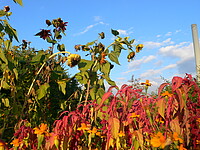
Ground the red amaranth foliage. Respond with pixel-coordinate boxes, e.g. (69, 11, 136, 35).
(12, 124, 37, 150)
(10, 74, 200, 149)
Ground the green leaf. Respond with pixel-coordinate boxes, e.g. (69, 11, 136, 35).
(90, 85, 99, 100)
(100, 61, 110, 75)
(4, 22, 19, 42)
(1, 80, 10, 89)
(113, 44, 122, 56)
(108, 51, 120, 65)
(97, 78, 105, 87)
(57, 44, 65, 52)
(2, 98, 10, 107)
(37, 134, 44, 149)
(134, 140, 140, 150)
(46, 37, 57, 44)
(75, 71, 89, 84)
(78, 59, 94, 71)
(85, 40, 96, 46)
(36, 83, 50, 100)
(31, 51, 46, 63)
(13, 0, 23, 6)
(57, 80, 66, 95)
(54, 30, 60, 38)
(92, 61, 100, 72)
(0, 51, 8, 64)
(4, 40, 12, 50)
(103, 74, 116, 86)
(129, 39, 135, 44)
(13, 68, 18, 80)
(0, 10, 7, 17)
(0, 23, 4, 31)
(111, 29, 119, 36)
(96, 88, 105, 103)
(121, 39, 132, 47)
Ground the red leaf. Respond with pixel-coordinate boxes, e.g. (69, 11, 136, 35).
(176, 89, 185, 111)
(95, 91, 113, 111)
(172, 76, 183, 91)
(158, 83, 170, 96)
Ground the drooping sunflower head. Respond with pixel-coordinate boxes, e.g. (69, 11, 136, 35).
(67, 54, 81, 67)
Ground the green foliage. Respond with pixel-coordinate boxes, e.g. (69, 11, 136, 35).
(74, 30, 143, 105)
(0, 9, 80, 141)
(0, 0, 145, 146)
(13, 0, 23, 6)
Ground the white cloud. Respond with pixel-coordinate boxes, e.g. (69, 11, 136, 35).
(165, 32, 172, 36)
(159, 42, 194, 60)
(154, 60, 163, 66)
(140, 69, 161, 78)
(163, 38, 174, 44)
(74, 22, 107, 36)
(128, 55, 156, 70)
(140, 64, 177, 78)
(144, 38, 174, 49)
(117, 27, 134, 36)
(118, 29, 129, 36)
(175, 30, 181, 33)
(143, 41, 162, 49)
(162, 64, 177, 70)
(94, 16, 102, 22)
(81, 24, 97, 34)
(143, 55, 157, 63)
(156, 35, 161, 38)
(117, 77, 126, 80)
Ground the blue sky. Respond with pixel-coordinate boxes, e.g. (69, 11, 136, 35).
(1, 0, 200, 92)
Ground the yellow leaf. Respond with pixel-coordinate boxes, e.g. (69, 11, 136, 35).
(170, 118, 181, 135)
(157, 98, 166, 119)
(108, 117, 120, 139)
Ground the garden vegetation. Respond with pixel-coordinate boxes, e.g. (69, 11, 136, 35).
(0, 1, 200, 150)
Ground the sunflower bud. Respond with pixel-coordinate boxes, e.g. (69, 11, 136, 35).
(99, 32, 105, 39)
(4, 6, 10, 12)
(67, 54, 81, 67)
(46, 20, 52, 26)
(136, 44, 144, 53)
(127, 51, 135, 62)
(98, 43, 105, 52)
(74, 45, 81, 51)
